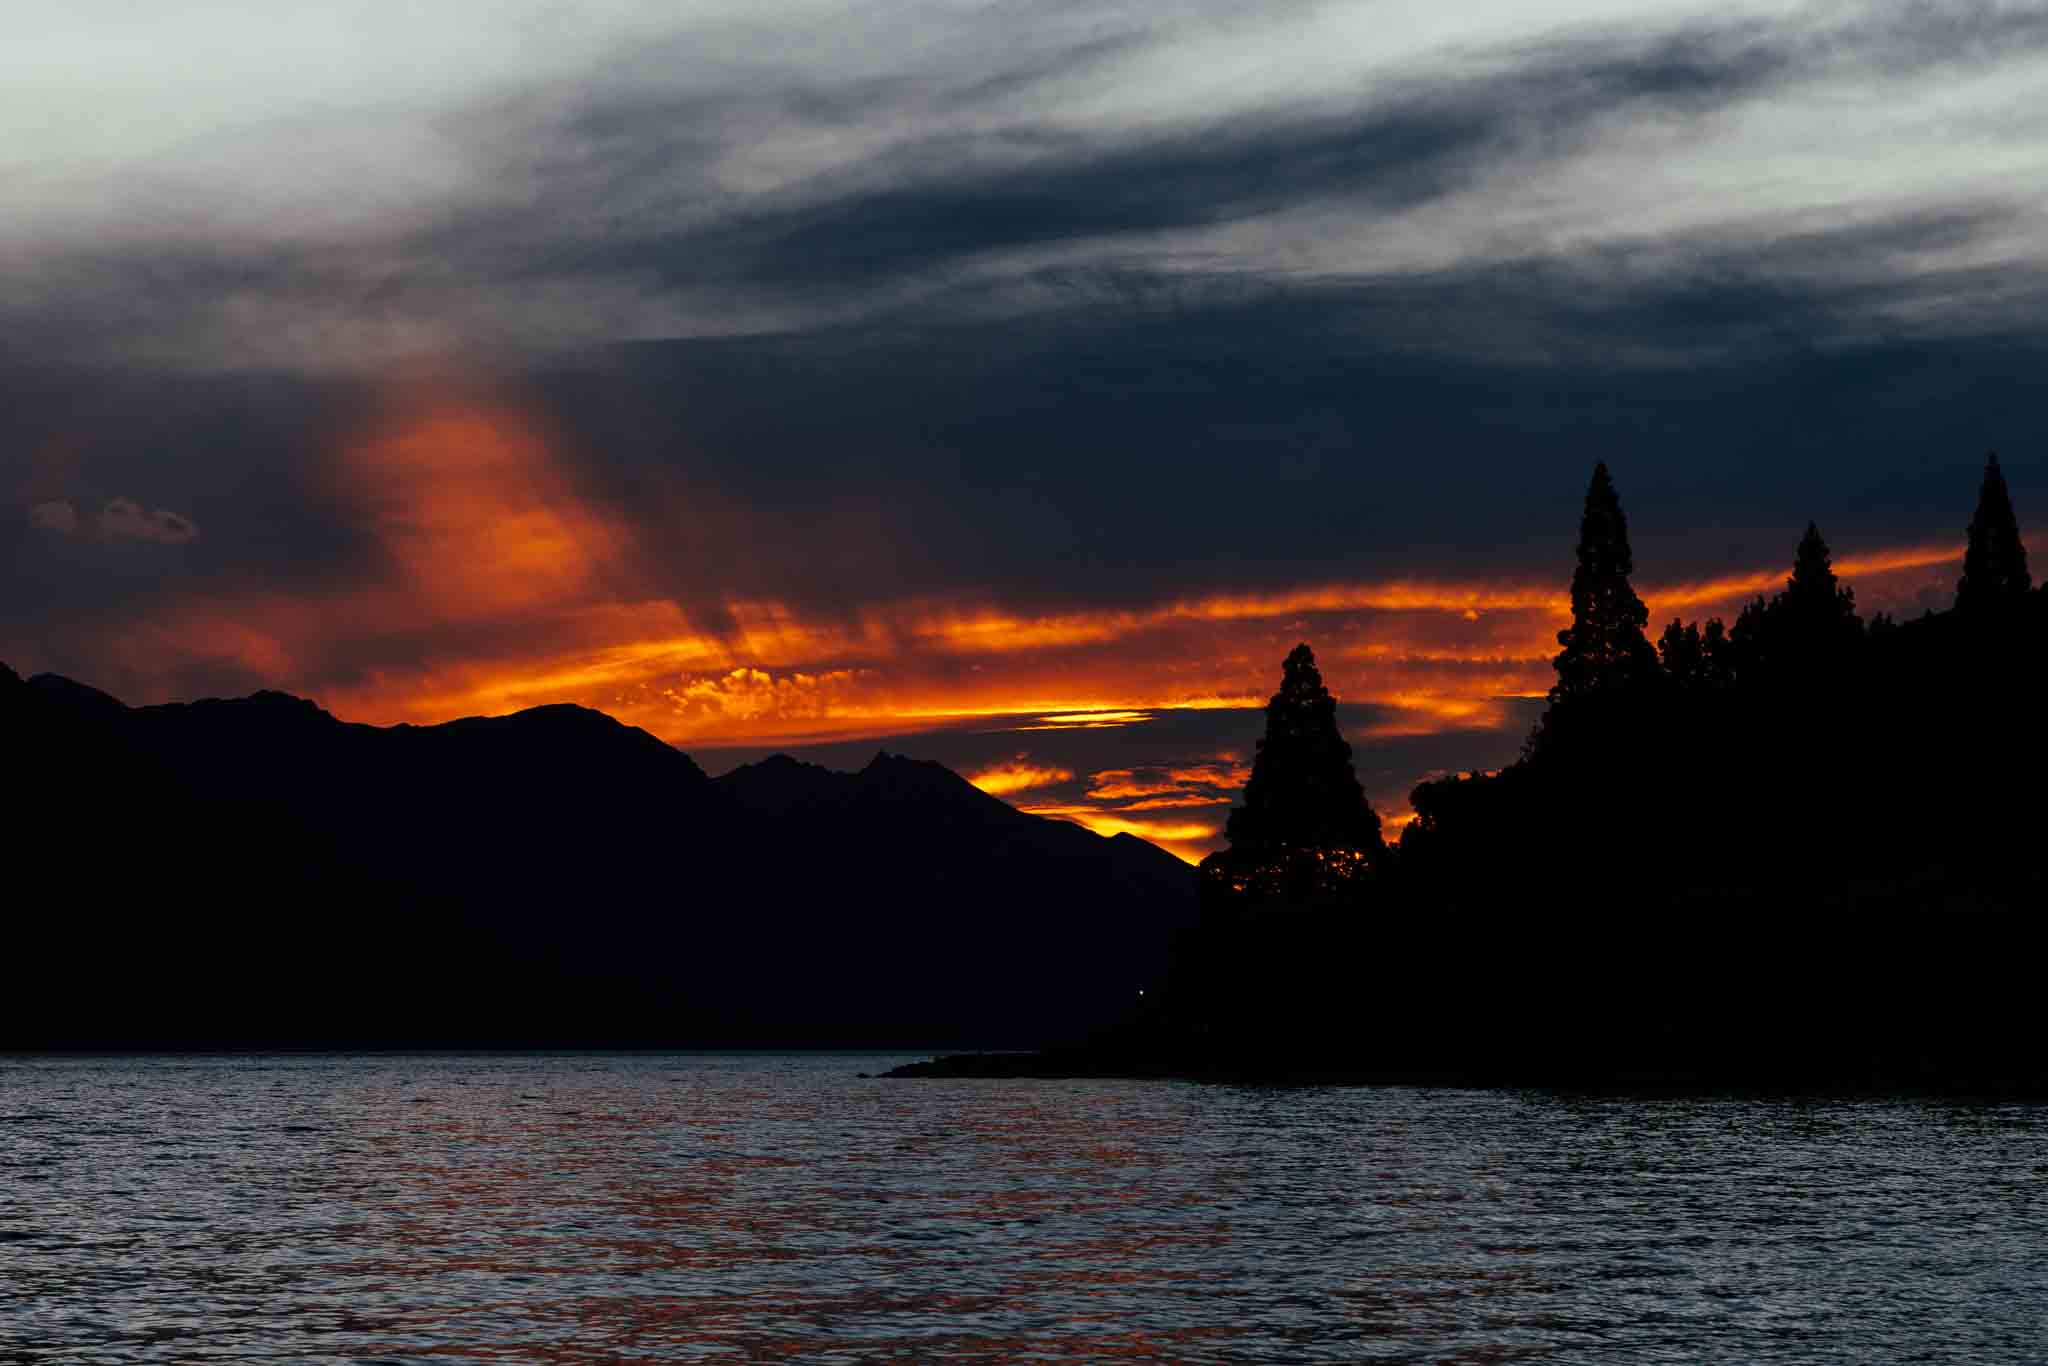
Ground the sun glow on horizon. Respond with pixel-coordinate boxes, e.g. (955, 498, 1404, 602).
(1015, 803, 1224, 865)
(34, 379, 2005, 865)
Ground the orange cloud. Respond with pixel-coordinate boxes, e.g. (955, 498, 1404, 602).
(1054, 761, 1251, 861)
(1169, 762, 1253, 787)
(336, 395, 619, 620)
(1084, 770, 1178, 801)
(1015, 803, 1223, 865)
(1645, 543, 1963, 614)
(1113, 794, 1230, 812)
(29, 381, 2003, 869)
(82, 520, 1980, 778)
(967, 759, 1075, 796)
(1085, 763, 1250, 802)
(92, 527, 1977, 763)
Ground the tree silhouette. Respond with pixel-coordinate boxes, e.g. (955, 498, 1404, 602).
(1776, 521, 1863, 656)
(1550, 463, 1658, 701)
(1655, 616, 1738, 689)
(1718, 524, 1862, 681)
(1699, 617, 1735, 685)
(1957, 453, 2031, 611)
(1658, 618, 1706, 686)
(1177, 458, 2048, 1089)
(1203, 643, 1382, 902)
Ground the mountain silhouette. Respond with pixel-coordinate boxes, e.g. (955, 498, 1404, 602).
(3, 667, 1193, 1049)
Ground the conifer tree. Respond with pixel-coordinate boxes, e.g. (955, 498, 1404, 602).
(1207, 643, 1382, 899)
(1723, 525, 1861, 677)
(1776, 521, 1862, 652)
(1550, 463, 1658, 701)
(1700, 618, 1735, 685)
(1957, 453, 2031, 611)
(1658, 618, 1706, 686)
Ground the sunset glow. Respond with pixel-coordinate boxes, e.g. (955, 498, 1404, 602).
(967, 761, 1077, 797)
(1013, 804, 1225, 865)
(11, 383, 2015, 865)
(14, 7, 2048, 1353)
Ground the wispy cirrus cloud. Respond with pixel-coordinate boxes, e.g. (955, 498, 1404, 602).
(11, 2, 2048, 367)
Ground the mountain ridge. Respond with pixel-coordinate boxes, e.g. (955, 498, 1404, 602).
(3, 665, 1194, 1049)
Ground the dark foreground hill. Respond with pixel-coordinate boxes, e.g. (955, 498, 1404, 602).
(1, 665, 1194, 1049)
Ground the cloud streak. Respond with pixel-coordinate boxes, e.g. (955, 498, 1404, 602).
(7, 374, 1992, 760)
(12, 2, 2048, 367)
(27, 496, 198, 544)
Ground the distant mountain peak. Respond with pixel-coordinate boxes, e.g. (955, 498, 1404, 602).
(434, 702, 708, 781)
(135, 688, 340, 732)
(753, 752, 829, 772)
(4, 665, 1197, 1048)
(27, 672, 127, 714)
(860, 749, 973, 785)
(244, 689, 329, 713)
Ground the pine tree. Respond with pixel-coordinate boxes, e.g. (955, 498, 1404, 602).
(1727, 594, 1770, 675)
(1957, 453, 2031, 611)
(1550, 463, 1659, 701)
(1775, 521, 1862, 653)
(1700, 617, 1735, 686)
(1658, 618, 1706, 686)
(1207, 643, 1382, 900)
(1721, 525, 1862, 679)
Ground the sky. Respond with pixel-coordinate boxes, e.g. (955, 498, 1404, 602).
(6, 0, 2046, 861)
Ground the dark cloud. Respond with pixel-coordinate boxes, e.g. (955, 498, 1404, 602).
(18, 3, 2048, 369)
(99, 499, 199, 545)
(7, 265, 2044, 649)
(29, 501, 78, 534)
(420, 2, 2048, 320)
(419, 18, 1819, 305)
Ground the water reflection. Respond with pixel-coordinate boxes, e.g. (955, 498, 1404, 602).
(2, 1056, 2046, 1362)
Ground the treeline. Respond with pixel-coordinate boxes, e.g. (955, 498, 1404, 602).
(1400, 454, 2042, 915)
(1199, 454, 2043, 914)
(1164, 457, 2046, 1087)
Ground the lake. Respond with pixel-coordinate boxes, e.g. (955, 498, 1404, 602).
(3, 1054, 2045, 1362)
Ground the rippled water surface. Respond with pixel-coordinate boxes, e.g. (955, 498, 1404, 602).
(5, 1055, 2047, 1363)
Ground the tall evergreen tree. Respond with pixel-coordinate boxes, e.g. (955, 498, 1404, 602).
(1206, 643, 1382, 900)
(1776, 521, 1862, 651)
(1551, 463, 1658, 701)
(1957, 452, 2031, 610)
(1722, 524, 1861, 679)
